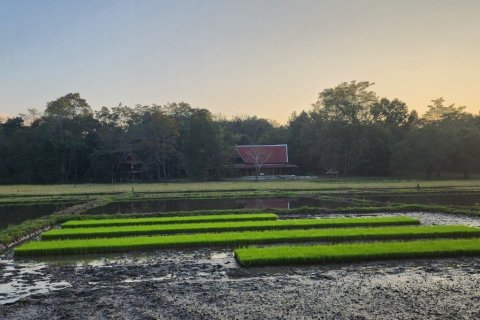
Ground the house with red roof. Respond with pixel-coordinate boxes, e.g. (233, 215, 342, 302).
(228, 144, 297, 177)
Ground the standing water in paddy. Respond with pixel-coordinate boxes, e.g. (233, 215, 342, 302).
(0, 203, 74, 230)
(85, 197, 347, 214)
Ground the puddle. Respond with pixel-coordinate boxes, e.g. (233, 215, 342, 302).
(0, 258, 71, 305)
(211, 253, 228, 260)
(123, 274, 174, 283)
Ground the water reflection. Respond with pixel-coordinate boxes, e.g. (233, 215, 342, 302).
(0, 203, 74, 230)
(86, 197, 344, 214)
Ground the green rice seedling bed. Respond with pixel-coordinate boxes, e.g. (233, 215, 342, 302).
(234, 238, 480, 266)
(42, 216, 420, 240)
(15, 225, 480, 256)
(61, 213, 278, 228)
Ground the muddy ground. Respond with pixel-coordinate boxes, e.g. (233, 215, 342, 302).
(1, 212, 480, 319)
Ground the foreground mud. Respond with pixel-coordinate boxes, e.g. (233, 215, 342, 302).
(2, 212, 480, 319)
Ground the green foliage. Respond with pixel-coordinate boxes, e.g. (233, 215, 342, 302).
(61, 213, 278, 228)
(371, 98, 409, 126)
(0, 213, 116, 245)
(235, 238, 480, 266)
(2, 83, 480, 182)
(392, 115, 480, 178)
(44, 93, 92, 119)
(423, 98, 468, 122)
(41, 216, 420, 240)
(0, 216, 57, 245)
(313, 81, 377, 124)
(15, 225, 480, 256)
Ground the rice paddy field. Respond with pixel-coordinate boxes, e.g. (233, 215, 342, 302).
(235, 238, 480, 266)
(39, 216, 420, 240)
(60, 213, 278, 228)
(3, 180, 480, 319)
(13, 224, 480, 256)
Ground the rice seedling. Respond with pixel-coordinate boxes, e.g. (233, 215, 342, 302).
(42, 216, 420, 240)
(234, 238, 480, 266)
(61, 213, 278, 228)
(15, 225, 480, 256)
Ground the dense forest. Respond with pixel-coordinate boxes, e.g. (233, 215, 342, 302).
(1, 81, 479, 183)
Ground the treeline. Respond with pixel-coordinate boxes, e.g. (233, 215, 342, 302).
(1, 81, 479, 183)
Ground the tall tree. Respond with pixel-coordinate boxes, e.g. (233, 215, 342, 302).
(371, 98, 409, 126)
(313, 81, 378, 124)
(423, 98, 467, 122)
(133, 107, 179, 181)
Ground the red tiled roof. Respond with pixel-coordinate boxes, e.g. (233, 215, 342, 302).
(235, 145, 289, 164)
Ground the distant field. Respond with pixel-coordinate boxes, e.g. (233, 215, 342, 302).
(2, 179, 480, 196)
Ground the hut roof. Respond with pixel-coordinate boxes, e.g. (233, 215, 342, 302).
(119, 153, 143, 165)
(235, 144, 289, 164)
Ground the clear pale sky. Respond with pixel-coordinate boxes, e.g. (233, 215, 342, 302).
(1, 0, 479, 123)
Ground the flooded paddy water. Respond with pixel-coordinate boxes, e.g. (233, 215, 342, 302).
(84, 192, 480, 216)
(2, 211, 480, 319)
(2, 192, 478, 231)
(0, 203, 73, 230)
(0, 197, 347, 232)
(84, 196, 350, 214)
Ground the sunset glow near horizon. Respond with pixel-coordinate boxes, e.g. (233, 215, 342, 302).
(1, 0, 479, 123)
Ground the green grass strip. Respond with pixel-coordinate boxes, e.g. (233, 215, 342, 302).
(234, 238, 480, 267)
(42, 216, 420, 240)
(15, 225, 480, 256)
(61, 213, 278, 228)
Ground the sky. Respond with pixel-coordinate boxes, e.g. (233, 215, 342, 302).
(1, 0, 479, 123)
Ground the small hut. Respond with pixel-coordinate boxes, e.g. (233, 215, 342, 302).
(118, 153, 144, 181)
(326, 169, 339, 179)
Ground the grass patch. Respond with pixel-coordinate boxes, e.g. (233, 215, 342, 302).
(15, 225, 480, 256)
(3, 179, 480, 197)
(42, 216, 420, 240)
(61, 213, 278, 228)
(234, 238, 480, 266)
(0, 216, 57, 246)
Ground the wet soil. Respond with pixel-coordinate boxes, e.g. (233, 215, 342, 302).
(1, 212, 480, 319)
(354, 192, 480, 207)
